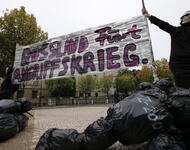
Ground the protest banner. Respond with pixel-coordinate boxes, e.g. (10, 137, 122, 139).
(12, 15, 153, 84)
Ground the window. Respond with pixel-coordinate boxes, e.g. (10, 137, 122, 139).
(79, 93, 83, 97)
(32, 91, 38, 98)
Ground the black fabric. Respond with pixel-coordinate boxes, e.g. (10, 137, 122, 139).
(0, 113, 19, 141)
(183, 131, 190, 150)
(106, 88, 173, 145)
(149, 16, 190, 88)
(0, 67, 19, 100)
(169, 63, 190, 88)
(35, 128, 83, 150)
(83, 118, 116, 150)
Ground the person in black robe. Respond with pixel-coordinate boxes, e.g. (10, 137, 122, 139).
(142, 8, 190, 89)
(0, 66, 19, 100)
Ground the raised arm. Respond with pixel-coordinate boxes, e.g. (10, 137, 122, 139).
(142, 8, 176, 34)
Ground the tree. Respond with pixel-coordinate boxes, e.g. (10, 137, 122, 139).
(0, 6, 48, 77)
(45, 78, 76, 97)
(115, 74, 138, 97)
(137, 66, 154, 83)
(98, 74, 114, 100)
(77, 75, 96, 102)
(137, 58, 174, 85)
(155, 58, 174, 80)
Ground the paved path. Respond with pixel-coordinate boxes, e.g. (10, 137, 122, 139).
(0, 105, 145, 150)
(32, 105, 110, 149)
(0, 105, 113, 150)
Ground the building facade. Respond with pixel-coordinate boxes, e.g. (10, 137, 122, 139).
(14, 74, 115, 106)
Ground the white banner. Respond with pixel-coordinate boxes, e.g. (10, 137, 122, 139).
(12, 15, 153, 84)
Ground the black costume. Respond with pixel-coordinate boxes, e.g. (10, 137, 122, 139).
(149, 16, 190, 88)
(0, 67, 19, 100)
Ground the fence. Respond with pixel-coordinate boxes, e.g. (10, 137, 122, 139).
(32, 96, 115, 107)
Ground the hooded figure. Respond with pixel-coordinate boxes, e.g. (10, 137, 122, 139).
(180, 10, 190, 25)
(142, 9, 190, 88)
(0, 66, 19, 100)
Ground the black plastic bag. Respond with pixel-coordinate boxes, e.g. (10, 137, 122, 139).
(163, 87, 190, 150)
(138, 82, 153, 90)
(35, 128, 83, 150)
(16, 97, 32, 113)
(0, 113, 19, 141)
(140, 86, 168, 101)
(83, 117, 116, 150)
(106, 88, 173, 145)
(166, 87, 190, 130)
(113, 91, 128, 103)
(155, 78, 174, 93)
(0, 99, 21, 113)
(14, 114, 29, 131)
(146, 133, 187, 150)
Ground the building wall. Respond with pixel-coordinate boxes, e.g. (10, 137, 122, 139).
(15, 80, 49, 104)
(15, 73, 117, 105)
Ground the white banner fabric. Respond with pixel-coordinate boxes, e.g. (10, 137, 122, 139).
(12, 15, 153, 83)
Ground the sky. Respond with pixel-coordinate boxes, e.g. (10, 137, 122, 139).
(1, 0, 190, 61)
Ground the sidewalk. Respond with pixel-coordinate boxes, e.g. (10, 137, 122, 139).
(0, 105, 144, 150)
(0, 105, 109, 150)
